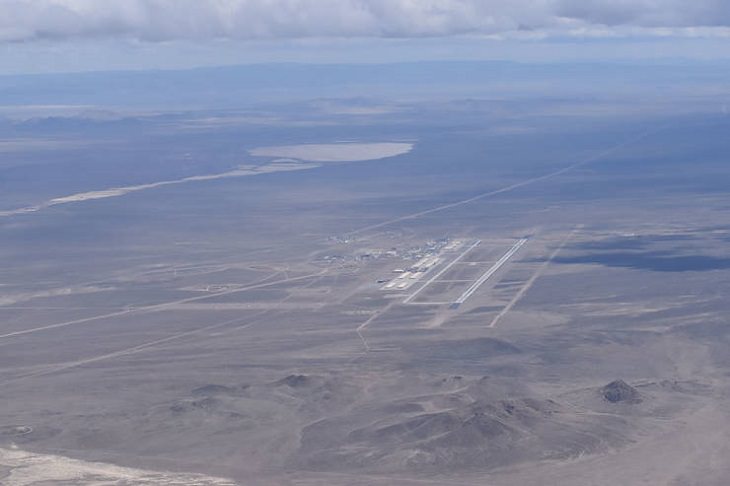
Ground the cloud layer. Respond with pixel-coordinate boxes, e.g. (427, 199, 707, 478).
(1, 0, 729, 43)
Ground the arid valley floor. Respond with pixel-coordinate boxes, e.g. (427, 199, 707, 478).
(2, 64, 730, 485)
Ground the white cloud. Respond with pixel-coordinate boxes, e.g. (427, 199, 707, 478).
(1, 0, 729, 43)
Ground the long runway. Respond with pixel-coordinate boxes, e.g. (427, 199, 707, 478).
(453, 238, 528, 305)
(402, 239, 482, 304)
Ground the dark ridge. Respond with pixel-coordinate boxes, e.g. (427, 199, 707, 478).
(555, 251, 730, 272)
(279, 374, 311, 388)
(191, 384, 236, 396)
(601, 380, 642, 404)
(170, 397, 220, 414)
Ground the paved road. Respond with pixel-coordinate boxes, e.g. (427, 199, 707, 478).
(0, 269, 328, 340)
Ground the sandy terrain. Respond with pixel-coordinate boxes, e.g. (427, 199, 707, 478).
(249, 142, 413, 162)
(0, 447, 236, 486)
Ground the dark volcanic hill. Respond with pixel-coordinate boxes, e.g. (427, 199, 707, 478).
(601, 380, 642, 404)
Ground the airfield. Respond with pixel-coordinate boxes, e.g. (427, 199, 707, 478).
(3, 213, 730, 485)
(2, 87, 730, 485)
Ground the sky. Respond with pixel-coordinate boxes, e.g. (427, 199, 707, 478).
(2, 0, 730, 74)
